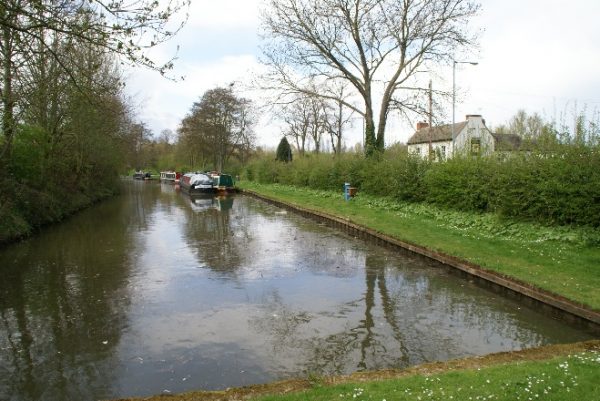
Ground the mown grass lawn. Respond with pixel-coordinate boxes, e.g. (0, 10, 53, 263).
(254, 351, 600, 401)
(239, 182, 600, 310)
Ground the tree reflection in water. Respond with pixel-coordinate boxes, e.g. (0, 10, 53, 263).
(247, 253, 422, 377)
(245, 243, 590, 379)
(0, 186, 143, 400)
(0, 185, 594, 400)
(181, 195, 241, 276)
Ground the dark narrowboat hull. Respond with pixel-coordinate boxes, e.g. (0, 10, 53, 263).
(179, 182, 217, 195)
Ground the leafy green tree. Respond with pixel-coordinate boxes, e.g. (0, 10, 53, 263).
(494, 108, 600, 150)
(505, 109, 546, 140)
(276, 136, 293, 162)
(178, 87, 255, 172)
(0, 0, 189, 166)
(0, 0, 189, 241)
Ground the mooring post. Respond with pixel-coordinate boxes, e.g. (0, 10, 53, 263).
(344, 182, 351, 201)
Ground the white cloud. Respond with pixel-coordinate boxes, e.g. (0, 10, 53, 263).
(126, 0, 600, 146)
(126, 54, 262, 136)
(456, 0, 600, 130)
(187, 0, 261, 29)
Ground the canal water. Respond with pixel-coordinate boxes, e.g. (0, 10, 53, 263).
(0, 181, 594, 400)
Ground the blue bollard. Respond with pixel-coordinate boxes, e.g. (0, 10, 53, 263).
(344, 182, 350, 201)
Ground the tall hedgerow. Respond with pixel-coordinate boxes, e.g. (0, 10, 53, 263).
(490, 147, 600, 226)
(243, 146, 600, 227)
(424, 156, 494, 211)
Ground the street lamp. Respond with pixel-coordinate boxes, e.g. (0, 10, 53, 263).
(452, 60, 478, 139)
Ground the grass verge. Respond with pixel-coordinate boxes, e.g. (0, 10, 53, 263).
(239, 182, 600, 310)
(256, 347, 600, 401)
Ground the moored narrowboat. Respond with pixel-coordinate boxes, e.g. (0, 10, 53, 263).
(179, 172, 216, 195)
(133, 171, 151, 180)
(160, 171, 182, 183)
(210, 173, 237, 194)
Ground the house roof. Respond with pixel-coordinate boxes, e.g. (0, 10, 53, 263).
(407, 122, 467, 145)
(491, 133, 522, 151)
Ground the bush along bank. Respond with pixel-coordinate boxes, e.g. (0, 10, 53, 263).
(243, 146, 600, 228)
(0, 174, 120, 245)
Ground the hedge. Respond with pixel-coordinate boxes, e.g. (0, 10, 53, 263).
(244, 147, 600, 227)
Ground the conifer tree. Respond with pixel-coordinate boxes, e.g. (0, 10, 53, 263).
(276, 137, 293, 163)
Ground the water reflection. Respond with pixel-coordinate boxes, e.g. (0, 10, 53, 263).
(0, 181, 595, 400)
(0, 190, 136, 401)
(180, 195, 240, 276)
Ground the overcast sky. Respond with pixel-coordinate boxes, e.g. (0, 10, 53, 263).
(125, 0, 600, 149)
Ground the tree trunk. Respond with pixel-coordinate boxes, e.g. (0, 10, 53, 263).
(0, 22, 15, 166)
(375, 87, 393, 153)
(375, 116, 387, 153)
(300, 132, 306, 156)
(364, 115, 376, 156)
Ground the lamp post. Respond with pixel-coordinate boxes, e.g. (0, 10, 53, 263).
(452, 60, 478, 139)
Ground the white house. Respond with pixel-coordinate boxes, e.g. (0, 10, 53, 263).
(407, 114, 521, 159)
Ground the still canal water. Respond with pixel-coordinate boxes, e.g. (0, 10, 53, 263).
(0, 181, 594, 400)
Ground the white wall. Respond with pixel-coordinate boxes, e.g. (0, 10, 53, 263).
(408, 140, 453, 160)
(408, 116, 494, 160)
(408, 143, 429, 158)
(432, 141, 453, 160)
(453, 116, 494, 157)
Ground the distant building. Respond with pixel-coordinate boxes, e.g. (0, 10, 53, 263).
(407, 114, 522, 160)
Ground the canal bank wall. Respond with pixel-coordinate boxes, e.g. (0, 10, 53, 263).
(242, 190, 600, 335)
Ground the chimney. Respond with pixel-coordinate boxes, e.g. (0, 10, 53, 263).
(417, 121, 429, 130)
(465, 114, 482, 121)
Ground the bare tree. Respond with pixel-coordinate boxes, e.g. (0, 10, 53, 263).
(159, 129, 175, 145)
(261, 0, 479, 155)
(306, 94, 326, 153)
(278, 96, 310, 156)
(278, 92, 328, 156)
(178, 87, 254, 172)
(321, 83, 355, 154)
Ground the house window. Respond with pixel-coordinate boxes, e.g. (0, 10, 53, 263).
(415, 147, 421, 154)
(440, 145, 446, 160)
(471, 138, 481, 156)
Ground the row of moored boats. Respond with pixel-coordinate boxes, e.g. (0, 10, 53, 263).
(156, 171, 236, 195)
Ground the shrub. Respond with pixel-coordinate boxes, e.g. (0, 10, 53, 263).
(243, 146, 600, 227)
(491, 148, 600, 226)
(424, 156, 493, 211)
(275, 137, 293, 162)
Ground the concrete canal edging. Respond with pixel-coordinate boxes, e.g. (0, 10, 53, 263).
(243, 189, 600, 334)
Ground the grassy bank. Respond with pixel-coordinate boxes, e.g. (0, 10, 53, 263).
(113, 341, 600, 401)
(256, 349, 600, 401)
(239, 182, 600, 310)
(0, 178, 119, 246)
